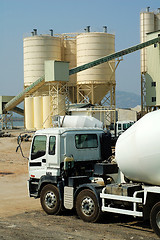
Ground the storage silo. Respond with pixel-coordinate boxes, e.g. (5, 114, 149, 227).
(140, 8, 160, 112)
(140, 8, 155, 73)
(23, 34, 61, 86)
(43, 95, 52, 128)
(155, 10, 160, 30)
(34, 96, 43, 129)
(76, 32, 115, 104)
(25, 97, 34, 130)
(24, 31, 62, 130)
(63, 38, 77, 86)
(63, 37, 77, 103)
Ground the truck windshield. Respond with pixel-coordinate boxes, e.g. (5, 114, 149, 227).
(75, 134, 98, 149)
(31, 135, 47, 160)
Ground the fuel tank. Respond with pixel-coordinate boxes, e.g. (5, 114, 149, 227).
(115, 110, 160, 186)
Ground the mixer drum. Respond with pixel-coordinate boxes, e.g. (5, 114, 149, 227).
(115, 110, 160, 186)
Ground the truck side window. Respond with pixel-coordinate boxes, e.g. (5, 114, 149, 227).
(31, 135, 46, 160)
(49, 136, 56, 155)
(118, 124, 121, 130)
(75, 134, 98, 149)
(123, 123, 130, 130)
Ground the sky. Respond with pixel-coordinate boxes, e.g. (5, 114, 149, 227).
(0, 0, 160, 97)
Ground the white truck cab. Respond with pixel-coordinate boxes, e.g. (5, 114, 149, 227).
(29, 127, 106, 180)
(110, 120, 134, 139)
(26, 125, 118, 222)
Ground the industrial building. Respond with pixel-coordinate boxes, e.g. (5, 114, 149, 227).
(23, 27, 117, 130)
(22, 13, 160, 130)
(145, 30, 160, 109)
(1, 7, 160, 130)
(140, 7, 160, 112)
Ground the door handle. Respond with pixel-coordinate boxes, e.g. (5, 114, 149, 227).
(42, 159, 46, 163)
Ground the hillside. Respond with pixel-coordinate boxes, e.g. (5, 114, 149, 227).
(116, 90, 141, 108)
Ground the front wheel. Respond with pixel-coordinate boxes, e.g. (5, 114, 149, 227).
(40, 184, 61, 215)
(150, 202, 160, 237)
(76, 189, 101, 222)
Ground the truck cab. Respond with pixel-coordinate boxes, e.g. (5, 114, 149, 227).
(109, 120, 134, 140)
(28, 127, 113, 198)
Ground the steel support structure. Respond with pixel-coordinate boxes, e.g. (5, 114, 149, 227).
(141, 73, 147, 115)
(76, 59, 121, 124)
(0, 113, 13, 130)
(85, 107, 116, 128)
(76, 83, 115, 106)
(77, 84, 94, 104)
(24, 81, 69, 128)
(46, 82, 69, 126)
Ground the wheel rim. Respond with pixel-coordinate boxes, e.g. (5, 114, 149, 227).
(156, 212, 160, 229)
(81, 197, 95, 216)
(45, 191, 57, 209)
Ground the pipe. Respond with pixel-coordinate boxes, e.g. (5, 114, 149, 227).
(146, 7, 150, 12)
(103, 26, 107, 33)
(86, 26, 90, 32)
(33, 29, 37, 35)
(50, 29, 53, 36)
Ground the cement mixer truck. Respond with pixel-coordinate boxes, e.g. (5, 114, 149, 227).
(17, 112, 160, 238)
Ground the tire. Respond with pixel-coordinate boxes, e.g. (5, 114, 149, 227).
(40, 184, 61, 215)
(150, 202, 160, 237)
(76, 189, 101, 223)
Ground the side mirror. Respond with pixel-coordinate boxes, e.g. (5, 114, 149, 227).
(17, 135, 21, 144)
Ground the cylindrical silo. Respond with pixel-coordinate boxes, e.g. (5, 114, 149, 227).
(25, 97, 34, 130)
(77, 32, 115, 104)
(43, 95, 52, 128)
(63, 38, 77, 86)
(34, 96, 43, 130)
(155, 12, 160, 31)
(140, 11, 155, 73)
(63, 37, 77, 103)
(23, 35, 61, 86)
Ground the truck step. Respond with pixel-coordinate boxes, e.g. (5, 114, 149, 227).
(100, 188, 144, 218)
(30, 192, 38, 198)
(102, 206, 143, 217)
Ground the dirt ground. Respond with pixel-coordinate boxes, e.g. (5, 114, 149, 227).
(0, 130, 159, 240)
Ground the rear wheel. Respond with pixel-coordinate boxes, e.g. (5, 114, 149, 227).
(40, 184, 61, 215)
(150, 202, 160, 237)
(76, 189, 101, 222)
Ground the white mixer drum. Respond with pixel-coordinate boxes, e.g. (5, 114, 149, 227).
(60, 116, 103, 128)
(115, 110, 160, 186)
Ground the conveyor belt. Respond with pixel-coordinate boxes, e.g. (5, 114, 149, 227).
(69, 36, 160, 75)
(4, 76, 45, 112)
